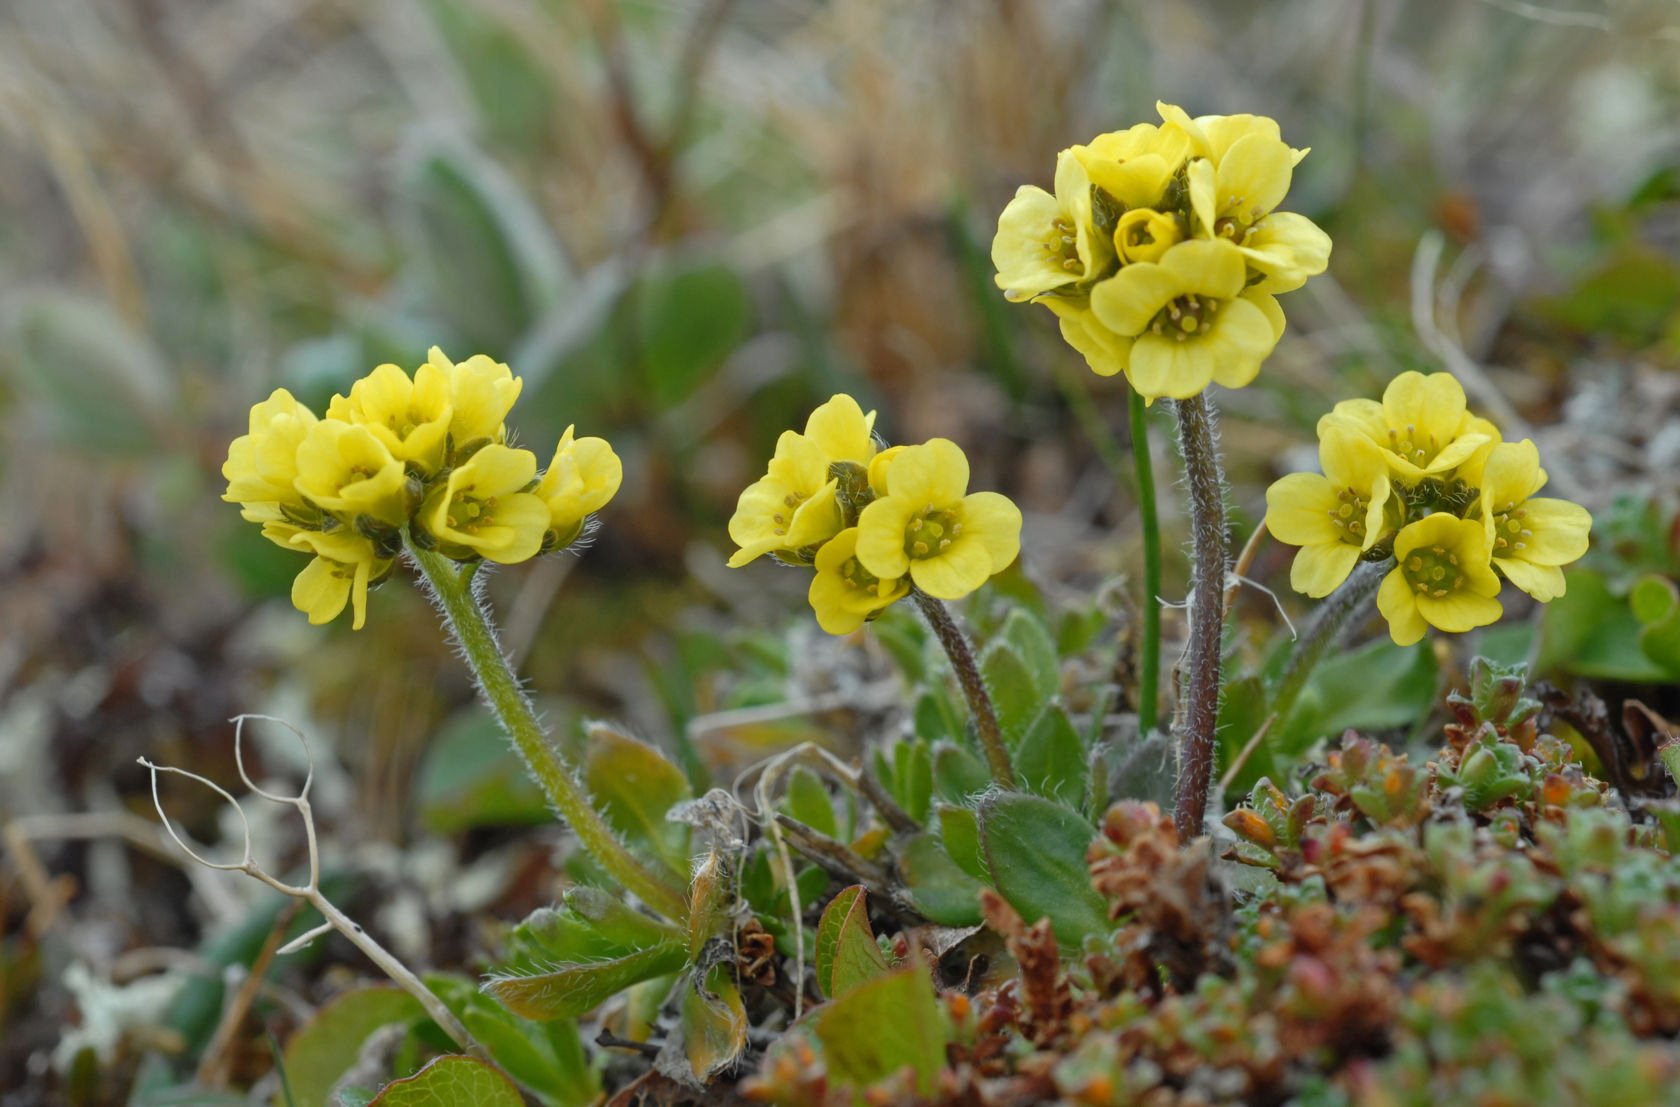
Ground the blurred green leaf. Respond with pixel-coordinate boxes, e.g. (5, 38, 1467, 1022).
(635, 263, 750, 407)
(1000, 608, 1060, 703)
(1539, 570, 1669, 682)
(1630, 574, 1680, 676)
(422, 0, 555, 149)
(980, 643, 1043, 743)
(369, 1055, 523, 1107)
(1534, 247, 1680, 348)
(416, 708, 550, 834)
(934, 805, 986, 881)
(814, 885, 890, 999)
(979, 793, 1109, 948)
(895, 833, 984, 927)
(4, 291, 172, 455)
(813, 968, 948, 1097)
(280, 987, 423, 1107)
(1274, 636, 1438, 753)
(931, 741, 990, 803)
(783, 765, 838, 839)
(1015, 707, 1087, 807)
(396, 135, 567, 352)
(581, 722, 692, 878)
(891, 741, 934, 824)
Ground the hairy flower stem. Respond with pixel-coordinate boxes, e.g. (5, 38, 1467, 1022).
(913, 590, 1016, 789)
(1130, 389, 1164, 736)
(407, 541, 689, 921)
(1170, 393, 1229, 839)
(1269, 559, 1391, 733)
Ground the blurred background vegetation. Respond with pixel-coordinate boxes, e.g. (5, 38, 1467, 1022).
(1, 0, 1677, 1101)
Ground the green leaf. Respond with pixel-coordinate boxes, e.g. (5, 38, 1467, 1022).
(483, 942, 688, 1021)
(914, 689, 962, 744)
(369, 1055, 523, 1107)
(979, 793, 1109, 948)
(416, 708, 549, 833)
(280, 987, 424, 1107)
(1540, 570, 1670, 682)
(980, 643, 1043, 742)
(674, 963, 748, 1082)
(425, 974, 598, 1107)
(1273, 636, 1438, 753)
(814, 886, 890, 999)
(5, 291, 172, 455)
(636, 263, 750, 407)
(814, 968, 948, 1097)
(395, 135, 567, 351)
(932, 742, 990, 803)
(1631, 574, 1680, 676)
(1015, 707, 1088, 807)
(934, 805, 986, 881)
(895, 833, 984, 926)
(783, 766, 838, 839)
(1000, 608, 1060, 703)
(581, 722, 692, 878)
(891, 741, 934, 824)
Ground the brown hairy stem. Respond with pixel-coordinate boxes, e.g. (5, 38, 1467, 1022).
(1170, 393, 1229, 838)
(912, 589, 1017, 789)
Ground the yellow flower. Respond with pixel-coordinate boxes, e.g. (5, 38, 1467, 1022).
(1113, 208, 1182, 265)
(727, 394, 878, 568)
(420, 444, 550, 564)
(425, 346, 522, 449)
(808, 528, 909, 635)
(293, 420, 412, 529)
(1476, 440, 1591, 602)
(1070, 122, 1188, 210)
(868, 445, 906, 496)
(287, 529, 392, 631)
(1376, 514, 1503, 646)
(222, 388, 320, 539)
(535, 425, 623, 548)
(1230, 213, 1332, 294)
(1319, 371, 1498, 482)
(326, 363, 452, 476)
(855, 438, 1021, 599)
(1044, 299, 1132, 379)
(991, 150, 1112, 302)
(1265, 426, 1392, 598)
(1088, 239, 1284, 399)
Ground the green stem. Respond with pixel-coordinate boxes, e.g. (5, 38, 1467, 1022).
(1269, 559, 1390, 735)
(1129, 389, 1163, 736)
(406, 540, 689, 922)
(912, 590, 1016, 789)
(1169, 393, 1229, 840)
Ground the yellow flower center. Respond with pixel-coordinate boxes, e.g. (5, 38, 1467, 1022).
(1386, 424, 1442, 468)
(1149, 294, 1220, 342)
(904, 507, 961, 561)
(1403, 544, 1466, 599)
(1492, 506, 1531, 554)
(1327, 488, 1370, 544)
(772, 492, 806, 537)
(448, 489, 496, 534)
(1043, 217, 1082, 274)
(839, 555, 881, 594)
(1115, 210, 1178, 264)
(1213, 216, 1248, 244)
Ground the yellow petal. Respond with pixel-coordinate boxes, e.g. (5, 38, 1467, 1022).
(1158, 239, 1247, 300)
(856, 498, 915, 580)
(1377, 568, 1428, 647)
(1215, 132, 1293, 222)
(1515, 498, 1592, 566)
(885, 439, 970, 507)
(1126, 334, 1216, 400)
(804, 394, 877, 463)
(1417, 591, 1503, 634)
(1206, 295, 1277, 389)
(1495, 558, 1567, 602)
(1264, 473, 1341, 547)
(292, 557, 351, 627)
(1290, 543, 1360, 599)
(1090, 261, 1183, 337)
(959, 491, 1022, 574)
(909, 536, 992, 600)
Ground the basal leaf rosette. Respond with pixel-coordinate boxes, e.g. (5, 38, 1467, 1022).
(726, 397, 1022, 634)
(1267, 370, 1592, 645)
(991, 103, 1330, 399)
(221, 348, 619, 629)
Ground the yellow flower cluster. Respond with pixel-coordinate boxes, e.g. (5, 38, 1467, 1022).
(727, 395, 1022, 634)
(992, 103, 1330, 401)
(222, 348, 622, 629)
(1266, 372, 1592, 645)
